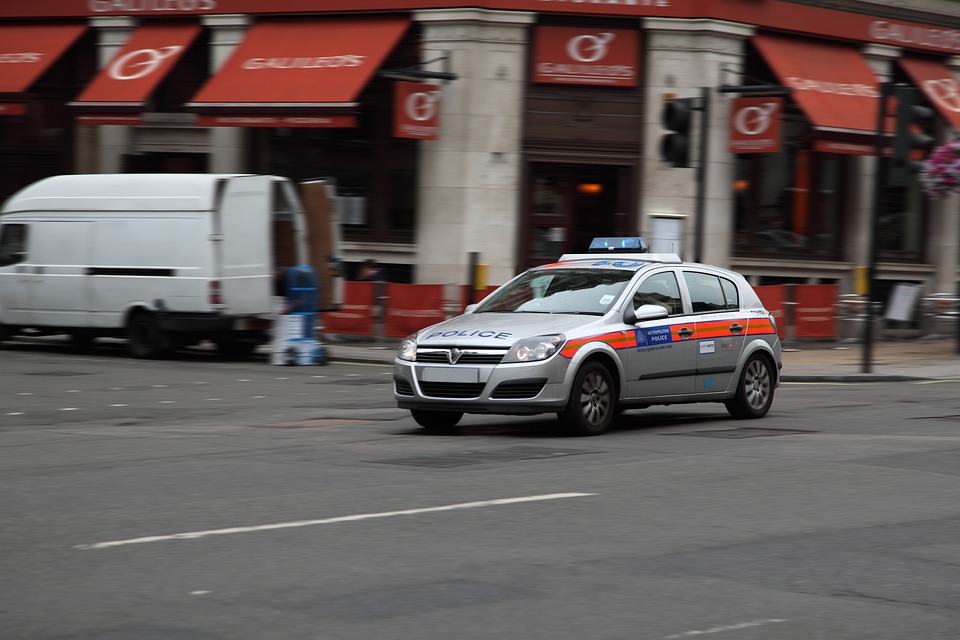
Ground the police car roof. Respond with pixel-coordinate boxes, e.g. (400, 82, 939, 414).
(556, 252, 683, 265)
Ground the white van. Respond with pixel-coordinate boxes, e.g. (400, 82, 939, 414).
(0, 173, 307, 358)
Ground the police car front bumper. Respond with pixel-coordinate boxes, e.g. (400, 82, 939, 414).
(393, 355, 572, 414)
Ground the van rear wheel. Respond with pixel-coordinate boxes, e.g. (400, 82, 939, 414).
(127, 312, 171, 359)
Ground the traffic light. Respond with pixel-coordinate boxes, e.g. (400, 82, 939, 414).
(889, 84, 935, 187)
(660, 97, 693, 168)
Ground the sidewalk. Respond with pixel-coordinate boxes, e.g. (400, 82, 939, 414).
(321, 335, 960, 382)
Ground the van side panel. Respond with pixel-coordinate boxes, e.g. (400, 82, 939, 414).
(217, 175, 272, 315)
(88, 213, 211, 328)
(26, 220, 93, 327)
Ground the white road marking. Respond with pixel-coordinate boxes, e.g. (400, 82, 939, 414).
(17, 392, 32, 396)
(913, 379, 960, 385)
(664, 619, 789, 639)
(6, 412, 24, 416)
(191, 591, 211, 596)
(252, 395, 266, 399)
(236, 379, 251, 382)
(205, 398, 220, 401)
(159, 400, 175, 404)
(153, 385, 167, 388)
(76, 493, 596, 550)
(66, 389, 80, 393)
(110, 404, 127, 407)
(60, 408, 79, 411)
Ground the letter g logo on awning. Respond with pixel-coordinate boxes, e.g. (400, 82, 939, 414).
(734, 102, 780, 136)
(924, 78, 960, 113)
(108, 46, 184, 81)
(405, 89, 440, 122)
(566, 32, 615, 63)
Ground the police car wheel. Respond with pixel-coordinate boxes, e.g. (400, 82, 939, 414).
(725, 354, 774, 419)
(411, 409, 463, 431)
(559, 361, 616, 436)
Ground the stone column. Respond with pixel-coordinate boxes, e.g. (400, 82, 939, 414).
(202, 14, 249, 174)
(90, 16, 135, 173)
(412, 8, 534, 285)
(933, 56, 960, 295)
(642, 18, 754, 267)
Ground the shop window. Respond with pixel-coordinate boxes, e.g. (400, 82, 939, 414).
(875, 164, 927, 261)
(734, 120, 846, 259)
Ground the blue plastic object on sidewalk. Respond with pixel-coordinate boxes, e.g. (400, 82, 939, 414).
(279, 265, 327, 365)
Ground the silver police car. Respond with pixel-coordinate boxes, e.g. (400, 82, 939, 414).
(394, 238, 781, 436)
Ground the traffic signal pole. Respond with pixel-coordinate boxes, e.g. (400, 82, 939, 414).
(694, 86, 710, 264)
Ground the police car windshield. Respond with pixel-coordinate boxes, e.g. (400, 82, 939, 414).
(475, 268, 634, 315)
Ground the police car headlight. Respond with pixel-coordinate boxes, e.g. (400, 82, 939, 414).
(503, 334, 565, 363)
(397, 335, 417, 362)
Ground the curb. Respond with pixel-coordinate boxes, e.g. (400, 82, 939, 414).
(780, 374, 929, 383)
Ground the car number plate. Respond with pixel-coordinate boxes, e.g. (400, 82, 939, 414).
(421, 367, 479, 383)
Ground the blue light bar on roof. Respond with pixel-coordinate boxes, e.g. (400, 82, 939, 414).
(588, 237, 649, 253)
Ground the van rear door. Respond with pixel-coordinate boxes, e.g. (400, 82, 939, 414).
(216, 175, 272, 315)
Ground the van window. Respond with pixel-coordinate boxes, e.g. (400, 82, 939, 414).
(0, 224, 27, 266)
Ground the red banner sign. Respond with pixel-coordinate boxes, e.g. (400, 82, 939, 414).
(76, 114, 144, 125)
(533, 26, 638, 87)
(728, 97, 782, 154)
(196, 115, 357, 128)
(393, 81, 439, 140)
(0, 103, 26, 115)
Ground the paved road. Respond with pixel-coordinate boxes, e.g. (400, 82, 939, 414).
(3, 339, 960, 639)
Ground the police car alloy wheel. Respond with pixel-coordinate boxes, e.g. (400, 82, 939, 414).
(393, 237, 782, 436)
(559, 361, 616, 436)
(724, 353, 775, 419)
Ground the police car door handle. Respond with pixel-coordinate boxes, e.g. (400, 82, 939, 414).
(678, 327, 694, 339)
(729, 322, 745, 334)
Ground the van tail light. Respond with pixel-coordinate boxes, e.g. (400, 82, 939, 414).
(210, 280, 223, 305)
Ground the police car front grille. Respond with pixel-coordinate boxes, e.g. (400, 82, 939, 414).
(419, 382, 487, 399)
(417, 349, 506, 365)
(491, 378, 547, 399)
(394, 377, 414, 396)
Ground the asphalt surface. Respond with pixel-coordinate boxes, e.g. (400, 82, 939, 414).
(321, 334, 960, 383)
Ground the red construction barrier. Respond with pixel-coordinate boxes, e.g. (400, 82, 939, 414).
(321, 281, 375, 335)
(793, 283, 838, 338)
(754, 284, 787, 328)
(384, 283, 446, 338)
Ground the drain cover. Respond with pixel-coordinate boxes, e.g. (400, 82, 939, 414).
(262, 419, 374, 428)
(375, 446, 594, 468)
(666, 427, 816, 438)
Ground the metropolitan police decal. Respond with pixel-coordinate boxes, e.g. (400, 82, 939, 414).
(635, 326, 673, 351)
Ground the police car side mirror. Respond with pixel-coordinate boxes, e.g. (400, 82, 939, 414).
(627, 303, 669, 325)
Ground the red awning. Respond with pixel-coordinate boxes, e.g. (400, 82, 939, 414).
(188, 16, 409, 127)
(898, 57, 960, 131)
(753, 34, 880, 137)
(70, 23, 201, 125)
(0, 24, 86, 114)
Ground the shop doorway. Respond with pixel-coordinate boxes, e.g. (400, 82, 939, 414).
(521, 162, 631, 269)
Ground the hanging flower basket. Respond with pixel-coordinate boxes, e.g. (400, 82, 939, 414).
(920, 140, 960, 199)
